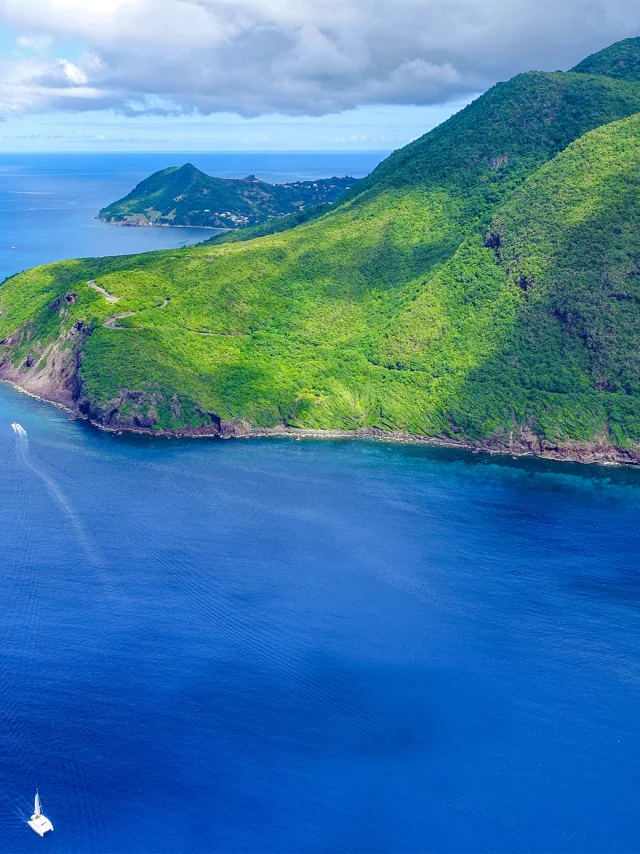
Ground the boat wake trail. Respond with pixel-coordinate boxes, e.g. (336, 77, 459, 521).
(11, 423, 101, 565)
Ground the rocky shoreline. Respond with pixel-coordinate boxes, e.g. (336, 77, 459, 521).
(2, 366, 639, 468)
(1, 316, 637, 467)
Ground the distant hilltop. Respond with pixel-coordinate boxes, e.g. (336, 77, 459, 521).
(98, 163, 358, 229)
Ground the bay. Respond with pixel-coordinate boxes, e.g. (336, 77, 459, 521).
(0, 153, 638, 853)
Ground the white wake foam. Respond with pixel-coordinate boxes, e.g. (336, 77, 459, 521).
(11, 422, 100, 564)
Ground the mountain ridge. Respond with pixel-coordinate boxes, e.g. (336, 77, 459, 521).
(571, 37, 640, 82)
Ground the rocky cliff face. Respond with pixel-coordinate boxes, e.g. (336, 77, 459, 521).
(0, 315, 243, 437)
(0, 296, 90, 410)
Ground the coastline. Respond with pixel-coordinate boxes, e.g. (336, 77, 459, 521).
(96, 217, 231, 232)
(3, 375, 639, 468)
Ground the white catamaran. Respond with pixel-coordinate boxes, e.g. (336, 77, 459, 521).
(27, 790, 53, 836)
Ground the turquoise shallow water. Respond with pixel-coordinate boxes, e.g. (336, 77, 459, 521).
(0, 154, 639, 853)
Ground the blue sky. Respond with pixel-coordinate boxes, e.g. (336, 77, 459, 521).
(0, 1, 638, 153)
(0, 102, 472, 152)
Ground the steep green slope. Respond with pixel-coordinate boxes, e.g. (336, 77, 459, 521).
(98, 163, 357, 229)
(398, 113, 640, 450)
(572, 37, 640, 82)
(3, 40, 640, 462)
(208, 67, 640, 254)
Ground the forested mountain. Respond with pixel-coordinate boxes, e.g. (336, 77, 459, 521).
(98, 164, 357, 229)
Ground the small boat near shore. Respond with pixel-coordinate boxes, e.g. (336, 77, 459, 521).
(27, 790, 53, 836)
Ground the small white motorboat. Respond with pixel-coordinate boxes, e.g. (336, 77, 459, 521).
(27, 790, 53, 836)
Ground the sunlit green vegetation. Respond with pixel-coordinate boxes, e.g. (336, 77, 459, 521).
(2, 40, 640, 449)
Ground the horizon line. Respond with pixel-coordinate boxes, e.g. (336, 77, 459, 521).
(0, 148, 396, 155)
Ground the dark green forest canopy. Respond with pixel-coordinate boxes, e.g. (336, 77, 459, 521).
(572, 37, 640, 82)
(2, 38, 640, 459)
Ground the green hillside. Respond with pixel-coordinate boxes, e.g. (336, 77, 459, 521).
(572, 37, 640, 82)
(432, 113, 640, 448)
(2, 39, 640, 463)
(98, 163, 357, 229)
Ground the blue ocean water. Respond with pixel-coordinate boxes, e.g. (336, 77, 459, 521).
(0, 152, 385, 283)
(0, 155, 639, 853)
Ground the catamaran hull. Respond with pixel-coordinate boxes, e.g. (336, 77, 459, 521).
(28, 816, 54, 836)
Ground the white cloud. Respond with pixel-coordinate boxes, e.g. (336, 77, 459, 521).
(0, 0, 639, 117)
(16, 34, 53, 50)
(0, 56, 103, 114)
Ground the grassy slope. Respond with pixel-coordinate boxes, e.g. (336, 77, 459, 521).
(2, 48, 640, 449)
